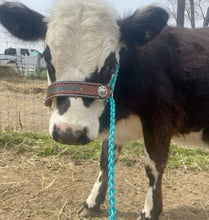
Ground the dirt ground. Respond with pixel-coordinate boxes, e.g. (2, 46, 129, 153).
(0, 73, 50, 131)
(0, 150, 208, 220)
(0, 71, 209, 220)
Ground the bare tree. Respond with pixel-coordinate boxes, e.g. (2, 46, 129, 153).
(188, 0, 195, 28)
(204, 7, 209, 26)
(177, 0, 186, 27)
(164, 0, 209, 27)
(165, 0, 178, 22)
(195, 0, 209, 26)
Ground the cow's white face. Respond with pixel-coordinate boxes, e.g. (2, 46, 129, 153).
(0, 0, 169, 145)
(45, 0, 120, 144)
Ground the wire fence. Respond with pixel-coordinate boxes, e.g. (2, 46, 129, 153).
(0, 29, 50, 132)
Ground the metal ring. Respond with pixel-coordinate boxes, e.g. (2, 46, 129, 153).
(97, 85, 108, 98)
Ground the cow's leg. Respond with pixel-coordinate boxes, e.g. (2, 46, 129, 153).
(78, 139, 122, 217)
(139, 123, 171, 220)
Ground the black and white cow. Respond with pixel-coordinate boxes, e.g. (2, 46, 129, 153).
(1, 1, 209, 219)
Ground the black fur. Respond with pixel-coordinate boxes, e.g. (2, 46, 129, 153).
(42, 46, 56, 83)
(83, 52, 117, 107)
(0, 2, 46, 40)
(57, 97, 71, 115)
(118, 7, 169, 46)
(86, 52, 117, 85)
(113, 26, 209, 139)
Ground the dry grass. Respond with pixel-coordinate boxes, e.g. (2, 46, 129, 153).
(0, 64, 19, 78)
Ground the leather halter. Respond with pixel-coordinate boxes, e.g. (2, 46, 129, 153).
(44, 81, 111, 107)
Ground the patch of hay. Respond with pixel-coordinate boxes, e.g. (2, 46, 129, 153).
(0, 63, 20, 77)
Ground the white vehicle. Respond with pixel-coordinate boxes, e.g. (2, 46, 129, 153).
(0, 47, 47, 75)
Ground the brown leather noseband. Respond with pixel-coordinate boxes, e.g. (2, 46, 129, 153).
(44, 81, 111, 107)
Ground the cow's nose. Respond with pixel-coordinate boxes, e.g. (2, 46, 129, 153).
(52, 125, 90, 145)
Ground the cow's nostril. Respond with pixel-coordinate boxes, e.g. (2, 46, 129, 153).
(52, 125, 90, 145)
(74, 129, 84, 139)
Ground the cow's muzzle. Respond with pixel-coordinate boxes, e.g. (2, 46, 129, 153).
(52, 124, 90, 145)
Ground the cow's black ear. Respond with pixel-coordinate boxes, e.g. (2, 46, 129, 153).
(118, 7, 169, 47)
(0, 1, 47, 41)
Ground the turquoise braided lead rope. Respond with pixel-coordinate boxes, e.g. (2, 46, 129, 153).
(108, 95, 116, 220)
(110, 65, 119, 92)
(108, 64, 119, 220)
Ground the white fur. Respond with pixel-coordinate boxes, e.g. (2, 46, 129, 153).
(142, 187, 154, 218)
(46, 0, 120, 78)
(144, 148, 159, 185)
(86, 171, 103, 208)
(112, 114, 209, 150)
(45, 0, 120, 139)
(142, 148, 159, 218)
(99, 114, 143, 146)
(49, 98, 104, 140)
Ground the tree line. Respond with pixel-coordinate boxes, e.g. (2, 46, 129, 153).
(164, 0, 209, 27)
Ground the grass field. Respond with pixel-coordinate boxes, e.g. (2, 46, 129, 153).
(1, 130, 208, 171)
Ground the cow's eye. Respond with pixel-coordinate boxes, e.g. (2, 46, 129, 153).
(100, 52, 117, 78)
(106, 64, 115, 72)
(100, 62, 116, 79)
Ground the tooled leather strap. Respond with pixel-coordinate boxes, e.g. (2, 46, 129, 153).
(44, 81, 111, 106)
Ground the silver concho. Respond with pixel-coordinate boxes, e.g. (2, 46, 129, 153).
(97, 85, 108, 98)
